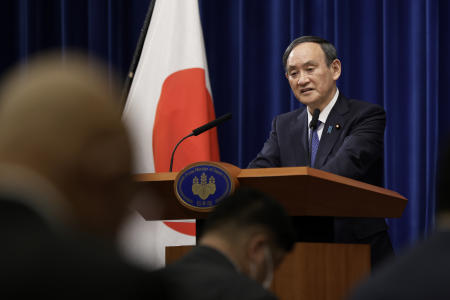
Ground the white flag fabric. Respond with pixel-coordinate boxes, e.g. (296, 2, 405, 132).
(120, 0, 219, 269)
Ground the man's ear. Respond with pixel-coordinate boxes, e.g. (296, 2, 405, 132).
(331, 59, 341, 81)
(246, 233, 269, 265)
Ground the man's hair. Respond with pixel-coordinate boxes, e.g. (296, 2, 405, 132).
(282, 35, 337, 71)
(437, 138, 450, 213)
(203, 188, 296, 252)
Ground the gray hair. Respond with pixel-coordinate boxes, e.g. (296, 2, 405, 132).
(282, 35, 337, 71)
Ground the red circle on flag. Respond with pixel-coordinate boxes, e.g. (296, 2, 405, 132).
(153, 68, 220, 172)
(163, 221, 196, 236)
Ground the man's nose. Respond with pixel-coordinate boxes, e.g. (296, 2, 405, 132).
(297, 73, 310, 85)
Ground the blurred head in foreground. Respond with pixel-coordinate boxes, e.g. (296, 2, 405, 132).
(0, 52, 134, 239)
(200, 188, 296, 288)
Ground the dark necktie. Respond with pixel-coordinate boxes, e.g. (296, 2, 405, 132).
(310, 121, 321, 167)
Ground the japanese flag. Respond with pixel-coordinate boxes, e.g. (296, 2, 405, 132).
(120, 0, 219, 268)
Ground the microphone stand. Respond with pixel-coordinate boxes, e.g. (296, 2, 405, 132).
(168, 113, 232, 172)
(169, 133, 193, 172)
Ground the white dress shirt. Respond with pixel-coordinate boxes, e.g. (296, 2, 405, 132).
(307, 88, 339, 140)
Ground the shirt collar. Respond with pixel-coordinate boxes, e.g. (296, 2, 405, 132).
(307, 88, 339, 127)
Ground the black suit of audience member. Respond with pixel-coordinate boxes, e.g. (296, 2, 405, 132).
(349, 231, 450, 300)
(349, 140, 450, 300)
(160, 246, 276, 300)
(0, 198, 164, 298)
(158, 188, 296, 300)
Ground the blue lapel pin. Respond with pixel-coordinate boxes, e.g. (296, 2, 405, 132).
(327, 125, 332, 134)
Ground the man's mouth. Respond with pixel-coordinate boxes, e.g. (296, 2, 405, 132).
(300, 88, 314, 94)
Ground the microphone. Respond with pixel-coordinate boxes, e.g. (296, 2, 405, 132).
(192, 113, 232, 136)
(309, 108, 320, 130)
(169, 113, 232, 172)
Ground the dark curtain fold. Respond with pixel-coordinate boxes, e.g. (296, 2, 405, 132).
(0, 0, 448, 252)
(0, 0, 147, 76)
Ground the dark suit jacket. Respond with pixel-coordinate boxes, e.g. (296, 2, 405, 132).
(158, 246, 277, 300)
(0, 197, 164, 299)
(349, 231, 450, 300)
(248, 94, 388, 241)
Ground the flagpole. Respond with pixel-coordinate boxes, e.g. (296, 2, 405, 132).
(120, 0, 157, 108)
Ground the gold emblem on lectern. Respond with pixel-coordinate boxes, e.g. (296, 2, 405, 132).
(192, 172, 216, 200)
(175, 162, 236, 212)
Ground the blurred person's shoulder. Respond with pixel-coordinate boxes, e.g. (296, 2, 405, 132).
(349, 232, 450, 300)
(158, 246, 276, 300)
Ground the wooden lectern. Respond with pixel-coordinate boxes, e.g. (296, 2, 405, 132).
(135, 165, 407, 300)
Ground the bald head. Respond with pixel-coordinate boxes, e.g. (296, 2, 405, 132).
(0, 53, 134, 238)
(0, 54, 124, 166)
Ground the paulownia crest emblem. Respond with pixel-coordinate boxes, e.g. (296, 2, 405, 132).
(192, 172, 216, 200)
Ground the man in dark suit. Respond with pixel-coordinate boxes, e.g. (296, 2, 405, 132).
(0, 53, 163, 298)
(348, 141, 450, 300)
(158, 188, 296, 300)
(0, 197, 163, 298)
(248, 36, 392, 266)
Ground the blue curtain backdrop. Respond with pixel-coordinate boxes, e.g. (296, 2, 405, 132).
(0, 0, 449, 253)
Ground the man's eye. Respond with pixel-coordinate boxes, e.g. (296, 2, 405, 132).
(307, 67, 314, 72)
(289, 71, 298, 76)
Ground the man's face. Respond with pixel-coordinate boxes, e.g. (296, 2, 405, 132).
(285, 42, 341, 112)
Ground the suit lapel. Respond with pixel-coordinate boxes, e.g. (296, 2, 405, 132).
(314, 94, 349, 168)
